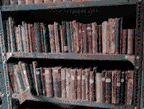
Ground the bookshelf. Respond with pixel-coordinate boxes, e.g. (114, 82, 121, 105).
(0, 0, 143, 109)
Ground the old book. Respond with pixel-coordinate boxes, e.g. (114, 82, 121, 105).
(61, 68, 66, 98)
(89, 70, 94, 101)
(101, 70, 106, 103)
(79, 23, 83, 53)
(6, 20, 11, 52)
(63, 0, 72, 2)
(48, 24, 55, 53)
(82, 23, 87, 53)
(44, 0, 53, 3)
(112, 70, 117, 104)
(10, 0, 18, 5)
(77, 68, 82, 100)
(120, 71, 125, 104)
(34, 0, 43, 4)
(107, 20, 111, 54)
(24, 22, 29, 52)
(18, 0, 25, 5)
(82, 69, 86, 100)
(120, 17, 123, 54)
(43, 67, 53, 97)
(122, 29, 128, 54)
(40, 67, 46, 95)
(54, 22, 61, 53)
(26, 0, 33, 4)
(70, 68, 77, 99)
(60, 23, 64, 53)
(116, 70, 121, 104)
(66, 68, 71, 99)
(98, 24, 102, 53)
(27, 23, 33, 52)
(14, 26, 20, 52)
(96, 72, 102, 103)
(39, 23, 45, 53)
(70, 21, 74, 53)
(105, 70, 112, 104)
(102, 21, 108, 54)
(127, 29, 134, 55)
(85, 68, 90, 101)
(52, 66, 62, 97)
(8, 17, 16, 52)
(87, 23, 92, 53)
(2, 0, 10, 5)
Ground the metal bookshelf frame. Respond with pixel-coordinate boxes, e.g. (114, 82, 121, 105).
(0, 0, 143, 109)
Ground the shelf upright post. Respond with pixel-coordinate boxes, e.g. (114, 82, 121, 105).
(0, 10, 12, 109)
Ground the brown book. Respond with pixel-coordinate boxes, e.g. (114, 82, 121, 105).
(52, 66, 62, 97)
(66, 68, 71, 99)
(96, 72, 102, 103)
(112, 70, 117, 104)
(87, 23, 92, 53)
(102, 21, 108, 54)
(82, 23, 87, 53)
(77, 68, 82, 100)
(40, 67, 46, 95)
(53, 0, 63, 3)
(89, 70, 94, 101)
(43, 67, 53, 97)
(27, 23, 33, 52)
(126, 70, 134, 105)
(70, 68, 77, 99)
(54, 22, 60, 53)
(63, 0, 72, 2)
(48, 24, 55, 53)
(61, 68, 66, 98)
(105, 70, 112, 104)
(78, 22, 83, 53)
(85, 68, 90, 101)
(26, 0, 33, 4)
(116, 70, 121, 104)
(59, 24, 64, 53)
(107, 20, 111, 54)
(34, 0, 43, 4)
(98, 24, 102, 53)
(10, 0, 17, 5)
(122, 29, 128, 54)
(44, 0, 53, 3)
(18, 0, 25, 5)
(82, 69, 86, 100)
(127, 29, 134, 55)
(101, 70, 106, 103)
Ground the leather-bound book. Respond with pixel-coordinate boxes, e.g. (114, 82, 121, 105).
(43, 67, 53, 97)
(98, 24, 102, 53)
(107, 20, 111, 54)
(61, 68, 66, 98)
(96, 72, 102, 103)
(120, 71, 125, 104)
(105, 70, 112, 104)
(70, 68, 77, 99)
(77, 68, 82, 100)
(85, 68, 90, 101)
(112, 70, 117, 104)
(119, 17, 123, 54)
(82, 69, 86, 100)
(27, 23, 33, 52)
(87, 23, 92, 53)
(101, 70, 106, 103)
(52, 66, 62, 98)
(60, 22, 65, 53)
(39, 23, 45, 53)
(122, 29, 128, 54)
(127, 29, 134, 55)
(89, 70, 95, 101)
(82, 23, 87, 53)
(78, 22, 83, 53)
(66, 68, 71, 99)
(116, 70, 121, 104)
(40, 67, 46, 95)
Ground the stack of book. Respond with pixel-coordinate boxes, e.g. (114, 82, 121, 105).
(4, 17, 135, 55)
(8, 61, 134, 105)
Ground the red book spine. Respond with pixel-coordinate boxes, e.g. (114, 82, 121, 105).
(78, 23, 82, 53)
(98, 25, 102, 53)
(127, 29, 134, 55)
(82, 24, 87, 53)
(85, 68, 90, 101)
(24, 22, 29, 52)
(116, 70, 121, 104)
(101, 70, 106, 103)
(122, 29, 128, 54)
(61, 68, 66, 98)
(112, 70, 117, 104)
(44, 67, 53, 97)
(82, 69, 86, 100)
(87, 24, 92, 53)
(89, 70, 94, 101)
(71, 68, 77, 99)
(77, 68, 82, 100)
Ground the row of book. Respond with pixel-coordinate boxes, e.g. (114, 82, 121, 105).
(4, 17, 135, 55)
(8, 61, 134, 105)
(2, 0, 96, 5)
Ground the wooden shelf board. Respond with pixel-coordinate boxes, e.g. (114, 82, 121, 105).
(2, 0, 139, 12)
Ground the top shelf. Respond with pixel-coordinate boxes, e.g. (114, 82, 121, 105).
(1, 0, 140, 12)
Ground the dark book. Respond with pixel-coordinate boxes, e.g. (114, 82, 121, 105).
(40, 23, 45, 53)
(101, 70, 106, 103)
(112, 70, 117, 104)
(120, 17, 123, 54)
(120, 71, 125, 104)
(116, 70, 121, 104)
(98, 24, 102, 53)
(85, 68, 90, 101)
(82, 69, 86, 100)
(40, 67, 46, 95)
(2, 0, 10, 5)
(122, 29, 128, 54)
(78, 23, 83, 53)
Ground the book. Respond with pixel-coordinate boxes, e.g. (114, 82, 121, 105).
(85, 68, 90, 101)
(53, 0, 63, 3)
(77, 68, 82, 100)
(18, 0, 25, 5)
(44, 0, 53, 3)
(122, 29, 128, 54)
(98, 25, 102, 53)
(43, 67, 53, 97)
(8, 17, 16, 52)
(40, 67, 46, 95)
(105, 70, 112, 104)
(14, 26, 20, 52)
(70, 68, 77, 99)
(112, 70, 117, 104)
(61, 68, 66, 98)
(63, 0, 72, 2)
(24, 22, 29, 52)
(54, 22, 61, 53)
(89, 70, 94, 101)
(10, 0, 18, 5)
(60, 23, 64, 53)
(96, 72, 102, 103)
(102, 21, 108, 54)
(26, 0, 33, 4)
(116, 70, 121, 104)
(120, 17, 123, 54)
(78, 23, 83, 53)
(70, 21, 74, 53)
(82, 69, 86, 100)
(66, 68, 71, 99)
(48, 24, 55, 53)
(101, 70, 106, 103)
(6, 20, 11, 52)
(39, 23, 45, 52)
(2, 0, 10, 5)
(52, 66, 62, 97)
(34, 0, 43, 4)
(87, 23, 92, 53)
(82, 23, 87, 53)
(127, 29, 134, 55)
(27, 23, 33, 52)
(107, 20, 111, 54)
(120, 71, 125, 104)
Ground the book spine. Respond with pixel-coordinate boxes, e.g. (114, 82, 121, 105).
(40, 23, 45, 52)
(82, 24, 87, 53)
(116, 70, 121, 104)
(27, 23, 33, 52)
(70, 21, 74, 53)
(22, 21, 27, 52)
(26, 0, 33, 4)
(35, 68, 43, 95)
(89, 70, 94, 101)
(2, 0, 10, 5)
(92, 22, 96, 54)
(102, 21, 108, 54)
(122, 29, 128, 54)
(77, 68, 82, 100)
(44, 67, 53, 97)
(96, 72, 102, 103)
(85, 68, 90, 101)
(112, 70, 117, 104)
(105, 70, 112, 104)
(87, 23, 92, 53)
(60, 24, 64, 53)
(40, 67, 46, 95)
(6, 20, 11, 52)
(14, 26, 20, 52)
(66, 68, 71, 99)
(120, 71, 125, 104)
(71, 68, 77, 99)
(18, 0, 25, 5)
(127, 29, 134, 55)
(66, 21, 72, 53)
(53, 0, 63, 3)
(82, 69, 86, 100)
(17, 25, 23, 52)
(8, 67, 14, 93)
(10, 0, 17, 5)
(101, 70, 106, 103)
(79, 23, 83, 53)
(61, 68, 66, 98)
(34, 0, 43, 4)
(8, 17, 16, 52)
(44, 0, 53, 3)
(52, 67, 61, 97)
(98, 25, 102, 53)
(54, 22, 60, 53)
(24, 22, 29, 52)
(63, 0, 71, 2)
(120, 17, 123, 54)
(48, 24, 55, 53)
